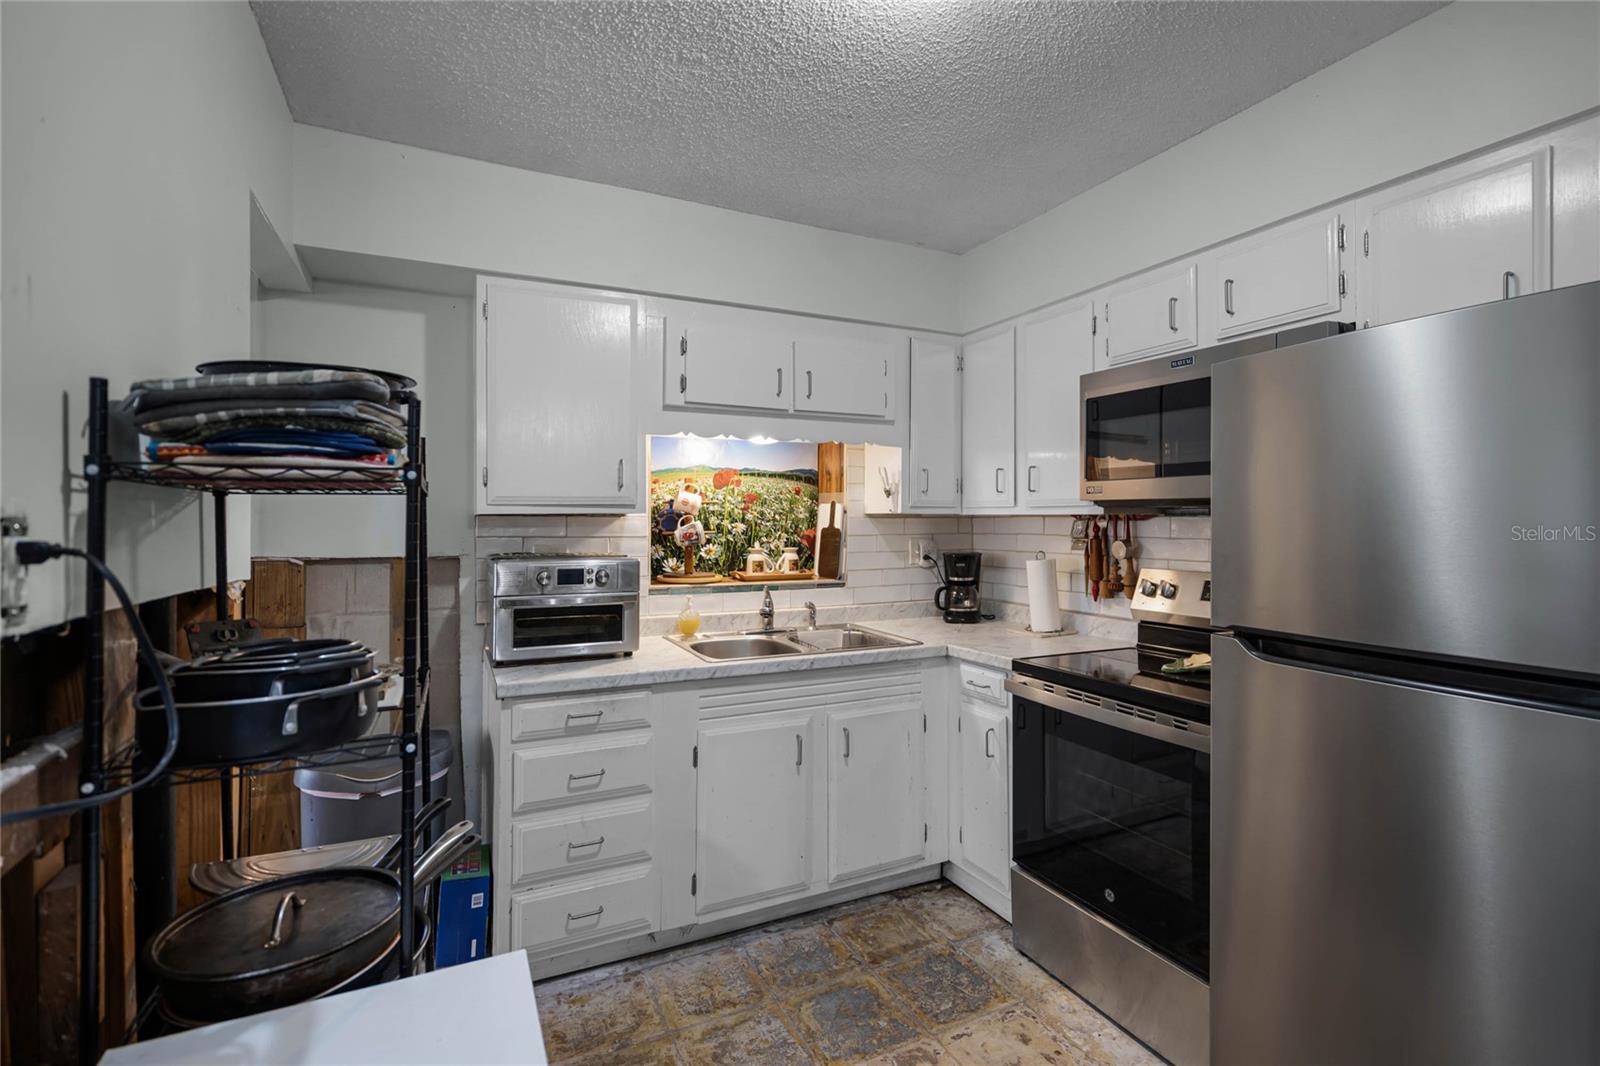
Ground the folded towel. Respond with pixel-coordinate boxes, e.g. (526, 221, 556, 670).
(177, 428, 390, 457)
(123, 369, 392, 415)
(151, 414, 410, 450)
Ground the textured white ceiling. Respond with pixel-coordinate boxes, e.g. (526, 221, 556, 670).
(252, 1, 1441, 253)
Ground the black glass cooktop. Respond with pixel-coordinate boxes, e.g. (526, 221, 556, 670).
(1011, 623, 1212, 722)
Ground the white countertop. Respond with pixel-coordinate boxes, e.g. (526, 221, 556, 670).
(100, 953, 546, 1065)
(492, 616, 1128, 698)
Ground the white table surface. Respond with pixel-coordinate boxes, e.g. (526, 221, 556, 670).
(102, 953, 546, 1065)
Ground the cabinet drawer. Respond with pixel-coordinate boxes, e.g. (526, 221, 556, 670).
(510, 689, 650, 741)
(958, 664, 1008, 706)
(511, 865, 658, 953)
(511, 732, 654, 813)
(510, 800, 654, 886)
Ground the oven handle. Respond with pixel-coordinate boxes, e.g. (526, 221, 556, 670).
(1004, 676, 1210, 753)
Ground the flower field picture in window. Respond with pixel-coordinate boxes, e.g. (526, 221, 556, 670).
(648, 436, 819, 584)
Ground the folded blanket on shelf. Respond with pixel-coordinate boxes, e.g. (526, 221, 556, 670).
(148, 414, 410, 450)
(123, 369, 393, 415)
(134, 397, 405, 430)
(146, 441, 400, 465)
(165, 428, 392, 457)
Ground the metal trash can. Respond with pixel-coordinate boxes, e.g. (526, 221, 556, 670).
(294, 729, 455, 846)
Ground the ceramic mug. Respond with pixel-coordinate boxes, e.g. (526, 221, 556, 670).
(674, 489, 703, 516)
(778, 547, 801, 574)
(745, 550, 772, 574)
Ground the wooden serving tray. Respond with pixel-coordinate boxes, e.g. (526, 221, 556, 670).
(728, 570, 817, 582)
(654, 573, 725, 585)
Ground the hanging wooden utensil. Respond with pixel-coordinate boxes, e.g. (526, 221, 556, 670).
(1087, 517, 1104, 601)
(1122, 515, 1139, 598)
(1105, 516, 1122, 597)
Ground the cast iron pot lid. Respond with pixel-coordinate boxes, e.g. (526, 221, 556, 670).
(149, 869, 399, 980)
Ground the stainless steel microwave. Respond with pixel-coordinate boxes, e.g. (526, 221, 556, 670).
(489, 554, 640, 664)
(1080, 320, 1353, 508)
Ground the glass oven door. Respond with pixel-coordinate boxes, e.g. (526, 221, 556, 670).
(1012, 692, 1210, 978)
(492, 594, 637, 660)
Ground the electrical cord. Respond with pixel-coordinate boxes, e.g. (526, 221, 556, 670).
(1, 542, 179, 825)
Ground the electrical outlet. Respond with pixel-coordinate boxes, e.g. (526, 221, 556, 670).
(907, 539, 921, 566)
(2, 511, 30, 626)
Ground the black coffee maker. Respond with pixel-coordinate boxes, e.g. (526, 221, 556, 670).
(934, 551, 982, 624)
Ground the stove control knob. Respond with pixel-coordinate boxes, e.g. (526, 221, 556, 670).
(594, 568, 611, 588)
(1159, 581, 1178, 600)
(1139, 579, 1159, 597)
(535, 569, 552, 589)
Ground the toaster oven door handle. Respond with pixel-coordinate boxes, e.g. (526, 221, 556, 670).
(1004, 676, 1210, 753)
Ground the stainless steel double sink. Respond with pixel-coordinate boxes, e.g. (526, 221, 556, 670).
(667, 623, 920, 662)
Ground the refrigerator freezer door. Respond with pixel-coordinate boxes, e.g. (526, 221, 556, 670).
(1212, 282, 1599, 676)
(1211, 635, 1600, 1065)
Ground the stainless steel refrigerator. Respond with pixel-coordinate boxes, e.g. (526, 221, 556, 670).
(1210, 282, 1600, 1065)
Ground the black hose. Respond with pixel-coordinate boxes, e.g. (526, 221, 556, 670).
(1, 543, 180, 825)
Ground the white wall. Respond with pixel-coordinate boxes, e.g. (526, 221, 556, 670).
(252, 283, 474, 558)
(1, 1, 292, 633)
(290, 125, 964, 333)
(959, 1, 1600, 331)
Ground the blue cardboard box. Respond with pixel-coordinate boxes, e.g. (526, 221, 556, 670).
(434, 844, 491, 968)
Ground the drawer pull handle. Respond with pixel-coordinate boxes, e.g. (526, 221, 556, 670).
(566, 710, 604, 723)
(567, 836, 605, 851)
(568, 770, 607, 785)
(566, 905, 605, 922)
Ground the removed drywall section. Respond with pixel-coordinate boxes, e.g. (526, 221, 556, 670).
(289, 125, 964, 333)
(959, 1, 1600, 330)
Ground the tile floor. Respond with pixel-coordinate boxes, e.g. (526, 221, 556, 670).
(532, 880, 1164, 1065)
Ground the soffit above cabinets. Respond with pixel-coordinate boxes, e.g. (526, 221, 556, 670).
(251, 1, 1440, 253)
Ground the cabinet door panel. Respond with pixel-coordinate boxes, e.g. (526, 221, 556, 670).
(483, 282, 637, 507)
(793, 335, 896, 419)
(1359, 151, 1550, 327)
(908, 338, 961, 511)
(695, 714, 812, 915)
(1103, 263, 1198, 365)
(682, 321, 793, 411)
(1018, 303, 1095, 509)
(960, 328, 1016, 510)
(956, 700, 1009, 893)
(828, 704, 925, 882)
(1215, 214, 1343, 338)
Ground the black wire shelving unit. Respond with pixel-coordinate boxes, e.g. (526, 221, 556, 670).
(76, 376, 432, 1064)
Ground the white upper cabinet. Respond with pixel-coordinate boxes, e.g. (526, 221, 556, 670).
(792, 333, 897, 420)
(1356, 149, 1551, 327)
(1213, 212, 1345, 339)
(679, 319, 794, 412)
(960, 327, 1017, 511)
(907, 338, 961, 512)
(1101, 261, 1199, 366)
(478, 278, 638, 511)
(826, 703, 926, 884)
(1017, 302, 1095, 510)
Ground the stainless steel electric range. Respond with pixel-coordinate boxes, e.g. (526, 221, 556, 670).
(1005, 568, 1213, 1066)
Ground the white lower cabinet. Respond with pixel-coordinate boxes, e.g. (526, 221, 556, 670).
(827, 703, 927, 883)
(693, 713, 814, 915)
(494, 664, 948, 971)
(946, 665, 1011, 918)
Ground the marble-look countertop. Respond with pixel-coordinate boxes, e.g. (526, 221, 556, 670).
(491, 616, 1129, 698)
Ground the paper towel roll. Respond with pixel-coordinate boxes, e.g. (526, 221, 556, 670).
(1026, 556, 1062, 633)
